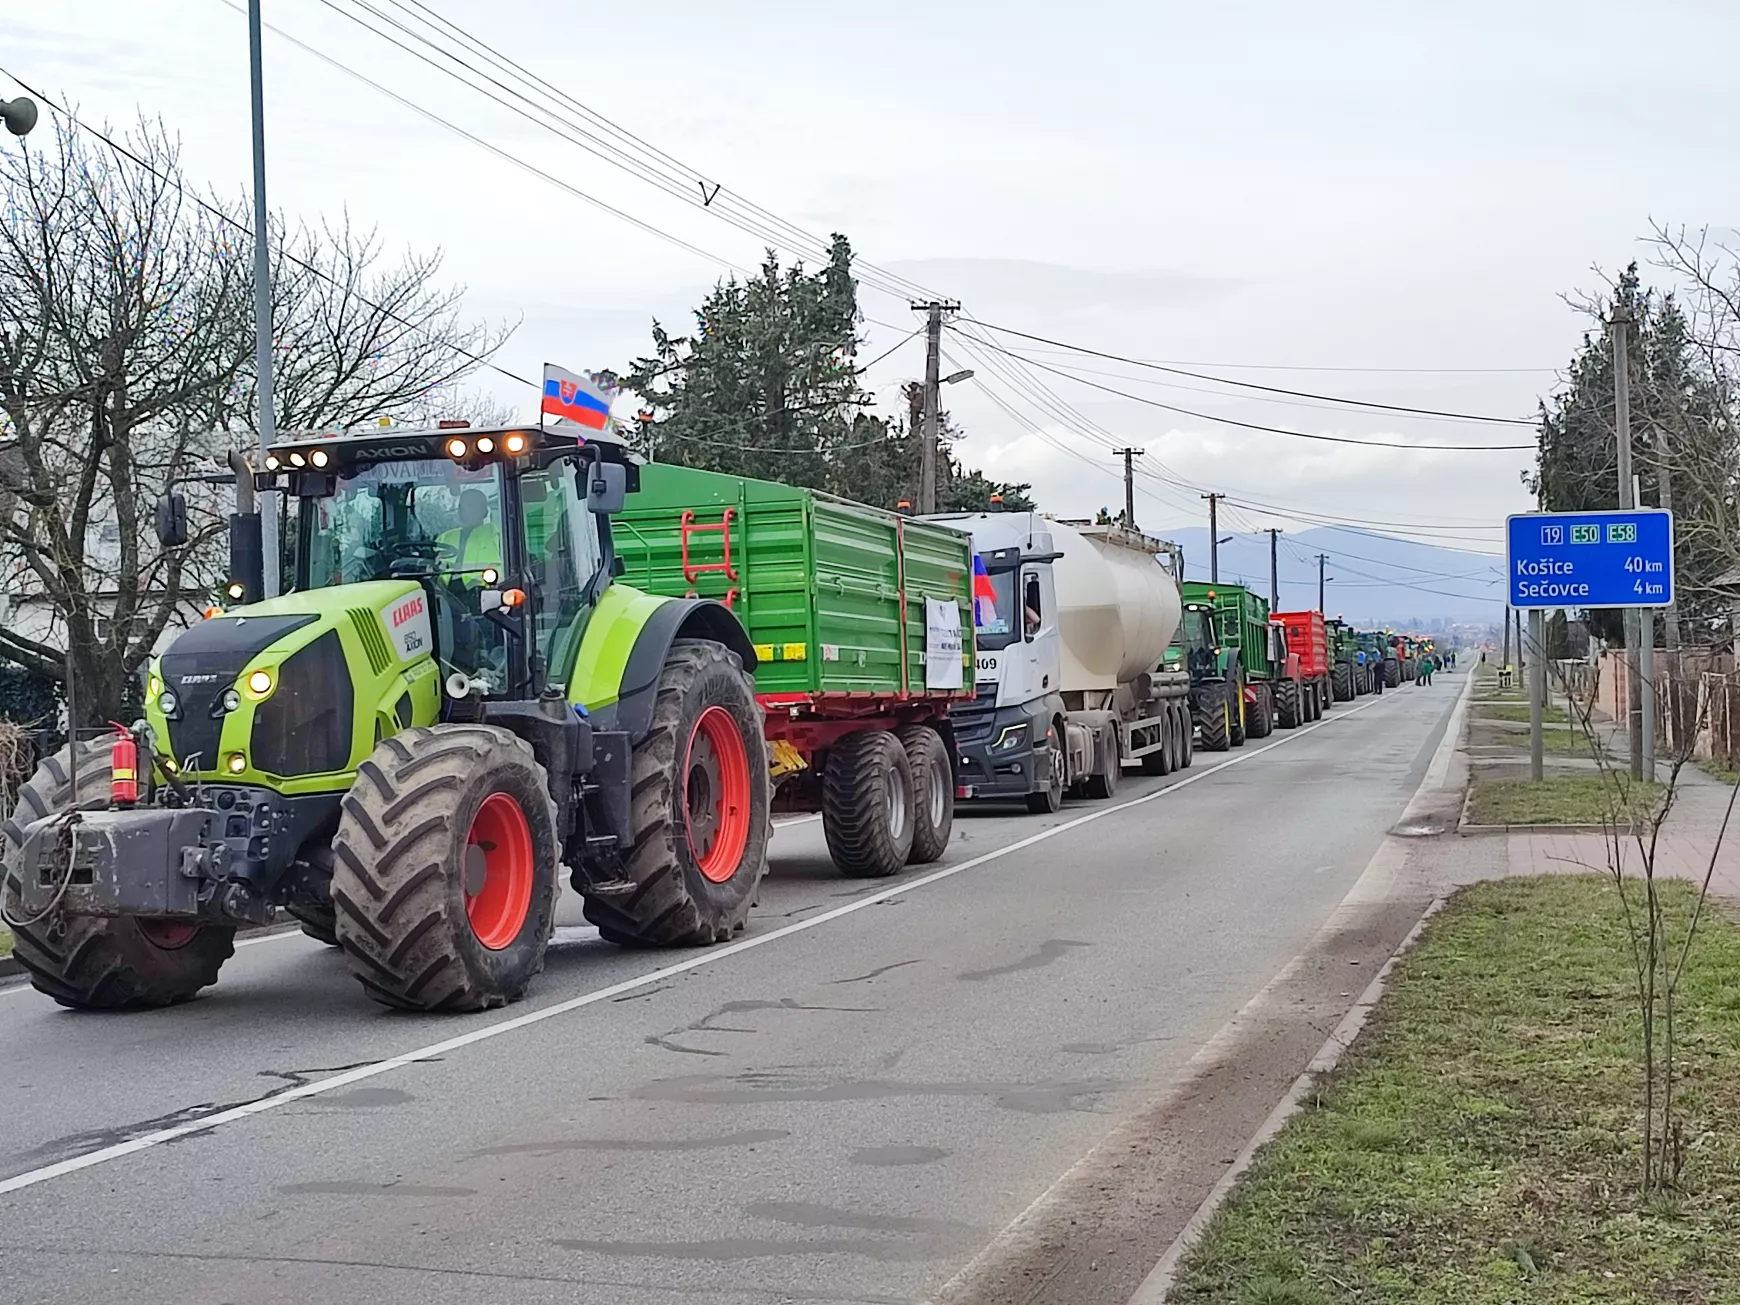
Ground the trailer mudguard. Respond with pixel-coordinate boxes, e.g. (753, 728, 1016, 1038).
(568, 585, 756, 742)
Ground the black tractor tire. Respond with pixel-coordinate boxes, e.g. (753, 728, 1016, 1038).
(1275, 677, 1301, 729)
(333, 724, 561, 1012)
(1084, 728, 1120, 799)
(589, 639, 772, 936)
(1246, 682, 1274, 739)
(824, 729, 916, 875)
(1333, 663, 1355, 702)
(1195, 683, 1231, 752)
(1, 742, 235, 1010)
(897, 724, 954, 865)
(1384, 658, 1401, 688)
(1025, 723, 1066, 814)
(1176, 701, 1194, 768)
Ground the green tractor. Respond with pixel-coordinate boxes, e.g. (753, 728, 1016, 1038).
(1, 425, 773, 1012)
(1170, 582, 1302, 750)
(1355, 630, 1392, 694)
(1326, 619, 1363, 700)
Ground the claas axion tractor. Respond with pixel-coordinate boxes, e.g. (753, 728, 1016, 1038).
(2, 425, 781, 1013)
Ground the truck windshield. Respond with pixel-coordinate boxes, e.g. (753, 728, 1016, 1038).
(974, 564, 1020, 650)
(292, 460, 506, 589)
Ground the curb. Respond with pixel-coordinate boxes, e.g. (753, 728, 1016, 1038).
(1126, 895, 1449, 1304)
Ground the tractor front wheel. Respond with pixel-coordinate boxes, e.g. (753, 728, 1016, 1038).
(1, 742, 235, 1010)
(332, 725, 560, 1011)
(1195, 683, 1231, 752)
(588, 640, 771, 939)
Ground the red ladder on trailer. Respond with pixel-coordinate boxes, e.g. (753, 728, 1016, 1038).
(679, 508, 739, 609)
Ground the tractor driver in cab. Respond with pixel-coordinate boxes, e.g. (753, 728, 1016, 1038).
(438, 487, 502, 585)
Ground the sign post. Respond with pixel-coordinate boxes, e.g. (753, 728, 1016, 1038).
(1506, 509, 1675, 781)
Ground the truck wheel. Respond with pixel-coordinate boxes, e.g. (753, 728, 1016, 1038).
(1084, 729, 1120, 799)
(589, 640, 771, 939)
(1195, 684, 1231, 752)
(824, 730, 915, 875)
(1247, 682, 1274, 738)
(1140, 718, 1171, 776)
(1275, 678, 1301, 729)
(1025, 725, 1066, 814)
(1178, 702, 1194, 768)
(897, 725, 954, 864)
(333, 725, 560, 1011)
(1, 742, 235, 1010)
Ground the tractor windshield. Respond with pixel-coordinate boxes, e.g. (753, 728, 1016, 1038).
(1179, 604, 1217, 677)
(294, 459, 506, 590)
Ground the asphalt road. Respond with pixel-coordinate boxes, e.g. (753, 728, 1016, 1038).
(0, 675, 1462, 1305)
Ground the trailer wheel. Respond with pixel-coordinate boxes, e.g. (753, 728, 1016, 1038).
(1084, 728, 1120, 798)
(1025, 724, 1067, 814)
(1228, 675, 1248, 747)
(1195, 683, 1231, 752)
(897, 725, 954, 864)
(1177, 701, 1194, 768)
(1247, 682, 1274, 739)
(824, 730, 915, 875)
(1, 742, 235, 1010)
(332, 725, 560, 1011)
(1274, 678, 1300, 729)
(586, 640, 771, 941)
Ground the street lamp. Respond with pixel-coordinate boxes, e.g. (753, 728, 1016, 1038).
(1, 96, 37, 137)
(941, 369, 974, 386)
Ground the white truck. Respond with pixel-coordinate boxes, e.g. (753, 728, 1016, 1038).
(926, 511, 1194, 812)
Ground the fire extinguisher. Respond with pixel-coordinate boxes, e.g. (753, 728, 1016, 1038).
(109, 723, 138, 806)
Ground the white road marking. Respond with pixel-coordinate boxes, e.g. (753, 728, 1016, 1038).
(0, 695, 1390, 1195)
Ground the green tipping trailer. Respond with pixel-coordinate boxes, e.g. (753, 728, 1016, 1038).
(613, 462, 975, 878)
(1172, 581, 1303, 749)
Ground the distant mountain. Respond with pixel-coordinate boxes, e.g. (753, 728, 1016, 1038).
(1159, 526, 1505, 629)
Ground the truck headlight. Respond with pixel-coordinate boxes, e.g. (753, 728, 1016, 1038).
(992, 722, 1028, 752)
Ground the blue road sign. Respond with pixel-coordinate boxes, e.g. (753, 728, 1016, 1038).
(1506, 509, 1674, 609)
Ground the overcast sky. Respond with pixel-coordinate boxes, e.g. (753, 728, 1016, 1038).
(13, 0, 1738, 563)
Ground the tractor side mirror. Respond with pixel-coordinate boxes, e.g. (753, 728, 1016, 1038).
(586, 462, 627, 515)
(155, 492, 189, 548)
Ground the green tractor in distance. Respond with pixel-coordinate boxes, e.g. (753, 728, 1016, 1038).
(1171, 582, 1302, 750)
(1326, 619, 1364, 699)
(1, 425, 772, 1013)
(1355, 630, 1393, 693)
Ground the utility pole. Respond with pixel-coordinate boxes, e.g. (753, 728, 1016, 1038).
(1265, 528, 1282, 611)
(1203, 493, 1224, 583)
(1614, 302, 1645, 780)
(1502, 605, 1512, 669)
(249, 0, 281, 597)
(1113, 448, 1144, 530)
(1317, 553, 1330, 611)
(1657, 412, 1682, 750)
(915, 300, 959, 515)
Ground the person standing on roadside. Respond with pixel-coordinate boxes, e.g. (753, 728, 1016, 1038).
(1419, 654, 1435, 686)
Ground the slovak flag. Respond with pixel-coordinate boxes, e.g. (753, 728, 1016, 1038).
(542, 363, 614, 431)
(971, 554, 999, 628)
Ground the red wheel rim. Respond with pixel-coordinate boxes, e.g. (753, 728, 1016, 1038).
(138, 920, 198, 949)
(464, 792, 535, 950)
(683, 706, 752, 884)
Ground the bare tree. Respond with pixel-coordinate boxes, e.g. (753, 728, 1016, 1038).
(0, 113, 517, 727)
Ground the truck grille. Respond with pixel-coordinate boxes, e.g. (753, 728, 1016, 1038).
(949, 682, 1000, 745)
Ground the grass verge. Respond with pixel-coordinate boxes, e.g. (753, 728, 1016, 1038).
(1477, 703, 1570, 725)
(1169, 876, 1740, 1304)
(0, 927, 10, 959)
(1466, 775, 1662, 826)
(1699, 758, 1739, 786)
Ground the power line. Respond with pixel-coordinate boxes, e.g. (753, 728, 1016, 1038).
(966, 317, 1541, 426)
(955, 333, 1537, 452)
(1003, 346, 1559, 376)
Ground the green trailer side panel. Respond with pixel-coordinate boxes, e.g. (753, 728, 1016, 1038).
(614, 463, 973, 697)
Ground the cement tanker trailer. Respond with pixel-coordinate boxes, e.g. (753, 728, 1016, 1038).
(928, 511, 1193, 813)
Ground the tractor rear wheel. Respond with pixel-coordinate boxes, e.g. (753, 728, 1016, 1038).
(1, 742, 235, 1010)
(897, 725, 954, 864)
(825, 730, 915, 874)
(1275, 678, 1301, 729)
(333, 725, 560, 1011)
(588, 640, 771, 936)
(1246, 682, 1274, 738)
(1333, 663, 1355, 702)
(1195, 683, 1231, 752)
(1384, 658, 1401, 688)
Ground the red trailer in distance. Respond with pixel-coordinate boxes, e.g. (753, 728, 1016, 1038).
(1272, 610, 1332, 720)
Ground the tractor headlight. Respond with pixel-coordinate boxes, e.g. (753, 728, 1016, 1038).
(245, 669, 273, 697)
(992, 722, 1029, 752)
(156, 688, 180, 717)
(221, 689, 242, 713)
(225, 752, 247, 775)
